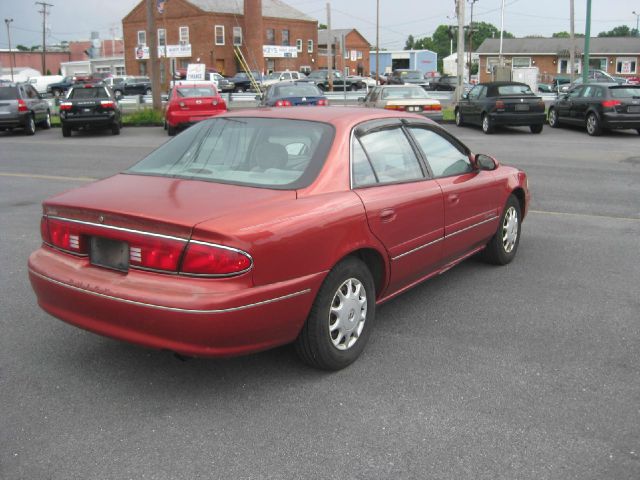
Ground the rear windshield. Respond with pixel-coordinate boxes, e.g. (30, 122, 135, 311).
(68, 87, 110, 99)
(496, 84, 534, 95)
(176, 86, 217, 97)
(609, 87, 640, 99)
(273, 84, 321, 97)
(397, 71, 422, 80)
(382, 87, 430, 99)
(0, 87, 18, 100)
(126, 117, 335, 189)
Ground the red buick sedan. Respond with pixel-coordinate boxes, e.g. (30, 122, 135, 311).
(164, 82, 226, 136)
(29, 107, 530, 370)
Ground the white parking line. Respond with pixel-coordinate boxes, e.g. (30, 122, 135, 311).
(529, 209, 640, 222)
(0, 172, 97, 182)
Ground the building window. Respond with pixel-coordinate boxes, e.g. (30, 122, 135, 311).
(589, 57, 607, 71)
(512, 57, 531, 68)
(300, 65, 311, 74)
(282, 29, 289, 46)
(266, 29, 275, 45)
(486, 57, 500, 73)
(296, 39, 303, 52)
(616, 57, 637, 74)
(137, 30, 146, 46)
(233, 27, 242, 46)
(157, 28, 166, 47)
(215, 25, 225, 45)
(357, 51, 363, 60)
(307, 39, 313, 53)
(115, 66, 126, 75)
(179, 26, 189, 45)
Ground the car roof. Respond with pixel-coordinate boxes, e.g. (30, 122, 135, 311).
(479, 81, 530, 87)
(379, 84, 425, 88)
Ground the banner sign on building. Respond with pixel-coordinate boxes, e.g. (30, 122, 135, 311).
(262, 45, 298, 58)
(134, 44, 192, 60)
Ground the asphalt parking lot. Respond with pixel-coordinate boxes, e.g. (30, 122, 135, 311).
(1, 123, 639, 479)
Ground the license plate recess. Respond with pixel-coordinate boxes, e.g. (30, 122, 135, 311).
(90, 236, 129, 272)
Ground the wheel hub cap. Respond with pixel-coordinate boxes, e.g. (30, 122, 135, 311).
(328, 278, 367, 350)
(502, 207, 518, 253)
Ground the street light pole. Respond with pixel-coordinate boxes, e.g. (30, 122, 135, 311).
(633, 11, 640, 36)
(4, 18, 13, 81)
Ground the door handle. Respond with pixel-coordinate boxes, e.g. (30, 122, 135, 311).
(380, 208, 396, 222)
(448, 194, 460, 205)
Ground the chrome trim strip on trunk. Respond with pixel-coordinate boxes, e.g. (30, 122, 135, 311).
(29, 269, 310, 314)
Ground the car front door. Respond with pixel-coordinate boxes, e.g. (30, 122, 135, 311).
(407, 125, 500, 263)
(573, 85, 595, 123)
(351, 121, 445, 293)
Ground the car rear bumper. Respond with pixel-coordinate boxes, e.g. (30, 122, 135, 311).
(28, 247, 323, 358)
(489, 112, 546, 126)
(167, 109, 225, 128)
(61, 113, 118, 127)
(0, 112, 28, 128)
(602, 112, 640, 129)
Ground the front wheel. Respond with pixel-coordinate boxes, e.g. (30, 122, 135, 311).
(144, 88, 152, 95)
(481, 114, 494, 134)
(482, 195, 521, 265)
(586, 112, 602, 136)
(548, 108, 560, 128)
(111, 123, 120, 135)
(61, 125, 71, 137)
(455, 108, 464, 127)
(40, 110, 51, 129)
(530, 124, 543, 134)
(114, 90, 123, 100)
(295, 257, 375, 370)
(235, 86, 245, 93)
(24, 115, 36, 136)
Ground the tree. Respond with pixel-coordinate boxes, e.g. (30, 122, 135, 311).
(318, 23, 327, 30)
(404, 34, 415, 50)
(598, 25, 638, 37)
(16, 44, 30, 51)
(553, 31, 585, 38)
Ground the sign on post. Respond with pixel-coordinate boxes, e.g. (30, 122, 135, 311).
(186, 63, 206, 81)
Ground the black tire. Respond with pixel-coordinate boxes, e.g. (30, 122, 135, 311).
(295, 257, 376, 370)
(530, 124, 543, 134)
(350, 84, 358, 91)
(52, 88, 62, 97)
(482, 195, 522, 265)
(548, 108, 560, 128)
(235, 86, 245, 93)
(637, 129, 640, 135)
(111, 122, 120, 135)
(455, 108, 464, 127)
(114, 90, 123, 99)
(24, 114, 36, 136)
(40, 110, 52, 129)
(481, 113, 494, 134)
(61, 125, 71, 137)
(144, 88, 152, 95)
(586, 112, 602, 136)
(167, 125, 177, 136)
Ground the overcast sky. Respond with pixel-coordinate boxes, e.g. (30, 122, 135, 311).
(1, 0, 638, 50)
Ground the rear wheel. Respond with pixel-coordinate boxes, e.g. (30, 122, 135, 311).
(455, 108, 464, 127)
(111, 122, 120, 135)
(167, 125, 177, 136)
(24, 115, 36, 136)
(481, 113, 494, 134)
(144, 88, 152, 95)
(482, 195, 522, 265)
(235, 86, 245, 93)
(40, 111, 51, 129)
(61, 124, 71, 137)
(295, 257, 375, 370)
(548, 108, 560, 128)
(530, 124, 543, 134)
(586, 112, 602, 136)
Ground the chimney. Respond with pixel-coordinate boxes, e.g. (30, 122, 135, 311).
(243, 0, 264, 73)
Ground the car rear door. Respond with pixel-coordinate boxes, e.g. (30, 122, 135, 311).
(351, 120, 444, 293)
(406, 125, 500, 263)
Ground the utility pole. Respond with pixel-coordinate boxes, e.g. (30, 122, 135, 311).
(467, 0, 478, 83)
(4, 18, 13, 81)
(375, 0, 379, 85)
(582, 0, 592, 84)
(499, 0, 505, 65)
(633, 11, 640, 37)
(146, 0, 161, 110)
(569, 0, 575, 82)
(455, 0, 465, 102)
(327, 2, 333, 91)
(35, 2, 53, 74)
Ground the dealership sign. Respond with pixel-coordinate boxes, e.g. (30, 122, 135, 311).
(262, 45, 298, 58)
(134, 44, 192, 60)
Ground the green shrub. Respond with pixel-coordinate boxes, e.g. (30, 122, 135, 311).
(122, 108, 164, 126)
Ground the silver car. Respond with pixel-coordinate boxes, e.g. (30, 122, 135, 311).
(0, 83, 51, 135)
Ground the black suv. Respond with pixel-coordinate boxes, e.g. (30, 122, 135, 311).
(59, 84, 122, 137)
(0, 82, 51, 135)
(111, 76, 152, 98)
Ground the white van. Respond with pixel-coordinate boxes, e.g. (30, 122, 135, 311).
(27, 75, 64, 94)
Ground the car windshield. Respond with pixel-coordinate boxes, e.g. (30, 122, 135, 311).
(0, 87, 18, 100)
(307, 71, 326, 79)
(68, 87, 109, 98)
(381, 87, 429, 99)
(609, 87, 640, 98)
(398, 71, 422, 80)
(126, 117, 334, 189)
(266, 72, 282, 80)
(497, 84, 534, 95)
(176, 86, 217, 97)
(273, 84, 321, 97)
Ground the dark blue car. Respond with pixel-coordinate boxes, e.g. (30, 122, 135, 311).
(258, 81, 328, 107)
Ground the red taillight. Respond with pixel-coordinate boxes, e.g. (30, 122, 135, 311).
(424, 104, 442, 111)
(17, 99, 28, 112)
(128, 236, 184, 272)
(59, 102, 73, 111)
(100, 100, 115, 109)
(495, 100, 505, 109)
(40, 216, 50, 243)
(47, 218, 87, 254)
(181, 242, 252, 276)
(384, 105, 406, 110)
(274, 99, 292, 107)
(601, 99, 622, 108)
(316, 99, 328, 106)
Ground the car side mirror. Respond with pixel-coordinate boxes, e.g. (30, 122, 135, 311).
(474, 153, 498, 171)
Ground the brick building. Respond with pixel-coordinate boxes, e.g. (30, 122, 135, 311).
(476, 38, 640, 83)
(316, 28, 371, 76)
(122, 0, 318, 82)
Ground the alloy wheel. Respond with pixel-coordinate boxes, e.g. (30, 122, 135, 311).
(502, 206, 519, 253)
(328, 278, 367, 351)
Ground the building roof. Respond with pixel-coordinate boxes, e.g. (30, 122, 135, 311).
(318, 29, 354, 45)
(476, 37, 640, 55)
(188, 0, 315, 21)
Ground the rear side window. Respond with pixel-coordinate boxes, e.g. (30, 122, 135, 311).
(68, 87, 109, 99)
(0, 87, 19, 100)
(497, 84, 534, 95)
(609, 87, 640, 99)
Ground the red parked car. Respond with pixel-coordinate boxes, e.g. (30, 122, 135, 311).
(28, 107, 530, 370)
(164, 81, 226, 135)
